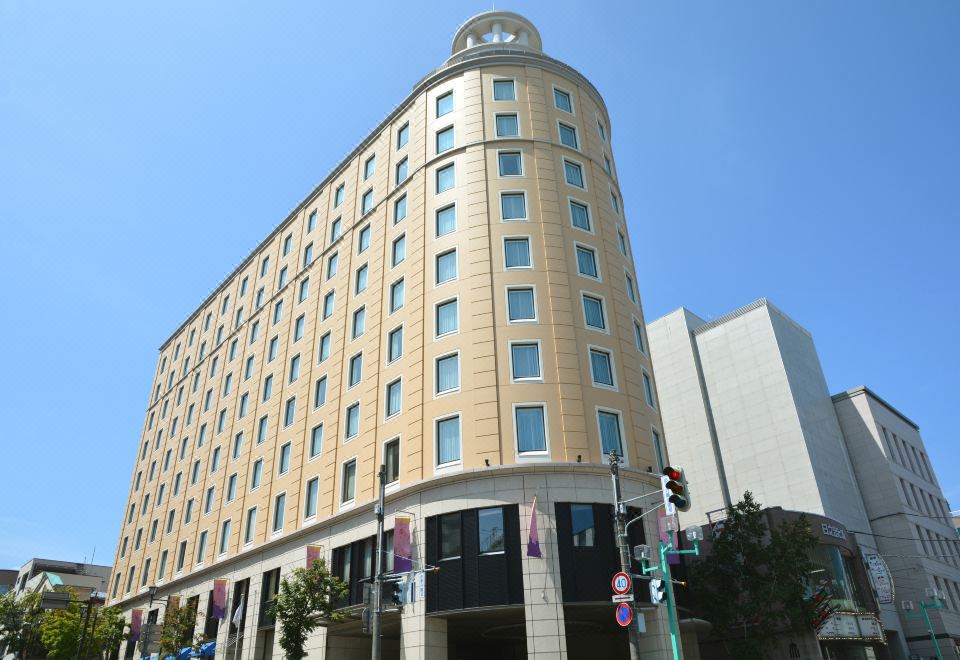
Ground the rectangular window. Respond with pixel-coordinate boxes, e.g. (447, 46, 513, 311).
(260, 257, 270, 279)
(643, 372, 656, 408)
(436, 298, 458, 336)
(229, 338, 238, 361)
(326, 252, 339, 279)
(504, 237, 531, 269)
(440, 513, 461, 559)
(436, 91, 453, 117)
(262, 374, 273, 401)
(273, 493, 286, 532)
(385, 438, 400, 484)
(582, 294, 606, 330)
(158, 550, 168, 580)
(249, 320, 260, 344)
(478, 507, 506, 553)
(308, 210, 317, 232)
(652, 429, 665, 471)
(244, 355, 255, 380)
(397, 123, 409, 149)
(361, 189, 374, 215)
(395, 157, 408, 184)
(598, 411, 623, 456)
(436, 164, 455, 193)
(219, 519, 231, 555)
(498, 150, 522, 176)
(355, 265, 368, 294)
(386, 379, 402, 417)
(436, 415, 461, 466)
(348, 353, 363, 387)
(576, 245, 599, 278)
(211, 446, 221, 472)
(598, 120, 607, 142)
(633, 321, 646, 354)
(318, 332, 331, 362)
(334, 184, 345, 208)
(304, 477, 319, 519)
(436, 205, 456, 236)
(618, 230, 628, 256)
(330, 216, 342, 242)
(436, 249, 457, 284)
(554, 88, 573, 113)
(436, 126, 455, 153)
(511, 342, 541, 380)
(501, 192, 526, 220)
(589, 348, 614, 387)
(314, 376, 327, 408)
(282, 234, 292, 256)
(364, 154, 376, 180)
(394, 194, 407, 223)
(342, 459, 357, 503)
(345, 403, 360, 439)
(255, 288, 265, 310)
(184, 498, 194, 524)
(493, 79, 515, 101)
(388, 326, 403, 362)
(166, 507, 176, 533)
(571, 503, 595, 546)
(610, 191, 620, 215)
(507, 287, 536, 322)
(227, 473, 237, 502)
(436, 354, 460, 394)
(392, 234, 406, 267)
(176, 541, 187, 572)
(251, 459, 263, 489)
(516, 405, 547, 453)
(268, 336, 279, 361)
(310, 424, 323, 458)
(191, 460, 200, 484)
(278, 442, 291, 474)
(321, 291, 335, 319)
(495, 113, 519, 137)
(352, 306, 366, 338)
(558, 122, 579, 149)
(390, 279, 405, 313)
(294, 314, 305, 341)
(284, 397, 296, 427)
(278, 266, 288, 289)
(244, 507, 256, 544)
(625, 272, 637, 303)
(563, 160, 584, 188)
(204, 486, 215, 514)
(303, 242, 314, 266)
(257, 415, 268, 444)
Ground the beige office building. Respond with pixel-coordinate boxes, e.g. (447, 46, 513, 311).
(109, 12, 685, 660)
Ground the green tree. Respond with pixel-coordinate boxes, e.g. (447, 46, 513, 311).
(689, 492, 818, 659)
(93, 607, 129, 660)
(0, 591, 44, 659)
(39, 597, 83, 660)
(268, 559, 348, 660)
(158, 601, 201, 658)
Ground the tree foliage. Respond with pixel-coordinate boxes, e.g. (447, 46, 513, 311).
(158, 601, 201, 658)
(0, 590, 44, 659)
(268, 559, 348, 660)
(690, 492, 818, 659)
(93, 606, 129, 660)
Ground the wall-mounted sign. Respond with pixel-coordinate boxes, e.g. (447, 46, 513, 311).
(865, 554, 894, 604)
(821, 523, 848, 540)
(816, 612, 885, 642)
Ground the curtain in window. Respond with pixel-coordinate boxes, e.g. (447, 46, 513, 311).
(598, 412, 622, 455)
(437, 417, 460, 464)
(516, 407, 546, 452)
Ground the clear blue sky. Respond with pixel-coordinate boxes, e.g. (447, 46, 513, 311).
(1, 1, 957, 569)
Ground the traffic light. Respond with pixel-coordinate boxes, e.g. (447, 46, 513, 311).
(384, 579, 404, 607)
(649, 578, 666, 605)
(661, 466, 690, 515)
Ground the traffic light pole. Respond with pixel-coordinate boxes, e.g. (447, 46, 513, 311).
(371, 464, 386, 660)
(609, 451, 642, 660)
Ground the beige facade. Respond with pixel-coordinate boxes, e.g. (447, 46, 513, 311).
(109, 12, 678, 659)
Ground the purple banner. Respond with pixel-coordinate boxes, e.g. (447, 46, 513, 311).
(211, 579, 227, 620)
(526, 498, 542, 558)
(129, 609, 143, 642)
(394, 516, 412, 573)
(306, 544, 323, 568)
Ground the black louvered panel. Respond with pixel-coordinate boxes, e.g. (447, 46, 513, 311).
(425, 515, 439, 613)
(503, 504, 524, 605)
(554, 502, 577, 602)
(477, 554, 508, 606)
(462, 509, 480, 608)
(438, 557, 463, 611)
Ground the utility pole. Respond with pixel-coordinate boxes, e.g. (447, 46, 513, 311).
(609, 450, 642, 660)
(75, 601, 94, 660)
(371, 464, 386, 660)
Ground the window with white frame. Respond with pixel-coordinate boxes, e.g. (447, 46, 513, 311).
(507, 287, 536, 322)
(504, 237, 531, 269)
(436, 91, 453, 117)
(348, 353, 363, 388)
(589, 348, 615, 388)
(397, 123, 409, 149)
(436, 415, 461, 466)
(388, 326, 403, 362)
(333, 184, 345, 208)
(345, 403, 360, 439)
(570, 200, 591, 231)
(272, 493, 286, 532)
(436, 164, 455, 193)
(341, 459, 357, 502)
(558, 122, 578, 149)
(385, 438, 400, 484)
(283, 396, 296, 427)
(358, 225, 371, 253)
(498, 151, 522, 176)
(330, 216, 342, 242)
(625, 272, 637, 303)
(394, 195, 407, 223)
(352, 306, 366, 339)
(598, 410, 623, 456)
(390, 279, 405, 313)
(563, 160, 584, 188)
(396, 157, 408, 185)
(436, 204, 456, 236)
(304, 477, 319, 518)
(582, 294, 606, 330)
(310, 423, 323, 458)
(323, 291, 335, 319)
(278, 442, 291, 475)
(554, 88, 573, 113)
(392, 234, 406, 267)
(575, 245, 599, 278)
(326, 252, 339, 279)
(511, 342, 541, 381)
(515, 405, 547, 454)
(244, 507, 256, 544)
(436, 126, 455, 153)
(436, 299, 458, 336)
(643, 372, 656, 408)
(436, 249, 457, 284)
(386, 379, 402, 418)
(493, 79, 515, 101)
(501, 192, 526, 220)
(436, 353, 460, 394)
(495, 113, 519, 137)
(314, 376, 327, 408)
(318, 332, 331, 362)
(364, 155, 375, 180)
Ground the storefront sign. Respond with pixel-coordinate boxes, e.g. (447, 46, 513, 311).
(821, 523, 847, 540)
(864, 554, 894, 604)
(817, 612, 885, 642)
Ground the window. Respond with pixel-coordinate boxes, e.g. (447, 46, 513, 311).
(576, 245, 599, 278)
(440, 513, 461, 558)
(385, 438, 400, 484)
(251, 459, 263, 490)
(436, 249, 457, 284)
(436, 415, 461, 466)
(289, 354, 301, 383)
(268, 330, 278, 357)
(582, 294, 606, 330)
(234, 306, 244, 329)
(323, 291, 335, 319)
(388, 326, 403, 362)
(314, 376, 327, 408)
(140, 558, 152, 587)
(184, 498, 195, 524)
(436, 354, 460, 394)
(511, 342, 541, 380)
(558, 122, 578, 149)
(257, 415, 268, 444)
(304, 477, 319, 519)
(504, 237, 531, 269)
(211, 446, 221, 472)
(219, 519, 231, 555)
(348, 353, 363, 388)
(618, 230, 628, 256)
(326, 252, 339, 280)
(633, 321, 646, 354)
(392, 195, 408, 225)
(652, 429, 665, 471)
(303, 242, 314, 267)
(284, 397, 296, 427)
(308, 210, 317, 233)
(223, 373, 233, 396)
(278, 266, 288, 289)
(386, 379, 402, 417)
(238, 392, 249, 418)
(625, 272, 637, 303)
(501, 192, 526, 220)
(498, 150, 522, 176)
(278, 442, 291, 475)
(272, 493, 286, 532)
(493, 79, 515, 100)
(342, 459, 357, 503)
(355, 265, 368, 294)
(190, 460, 200, 485)
(598, 411, 623, 456)
(157, 550, 168, 580)
(283, 234, 292, 256)
(604, 155, 612, 174)
(610, 191, 620, 215)
(436, 298, 458, 336)
(227, 473, 237, 501)
(361, 190, 373, 215)
(244, 355, 255, 380)
(395, 157, 408, 184)
(436, 91, 453, 117)
(255, 288, 265, 309)
(554, 88, 573, 113)
(244, 507, 256, 544)
(334, 184, 345, 208)
(262, 374, 273, 401)
(345, 403, 360, 439)
(364, 155, 375, 180)
(436, 205, 456, 236)
(507, 287, 536, 322)
(294, 314, 305, 341)
(249, 320, 260, 344)
(516, 405, 547, 454)
(570, 503, 595, 546)
(310, 424, 323, 458)
(643, 372, 656, 408)
(229, 338, 238, 361)
(318, 332, 331, 362)
(204, 486, 215, 514)
(389, 279, 405, 313)
(590, 348, 615, 387)
(397, 123, 409, 149)
(352, 307, 366, 338)
(436, 164, 455, 193)
(436, 126, 455, 153)
(598, 120, 607, 142)
(563, 160, 584, 188)
(260, 257, 270, 278)
(330, 216, 342, 241)
(478, 507, 505, 553)
(495, 113, 519, 137)
(392, 234, 406, 267)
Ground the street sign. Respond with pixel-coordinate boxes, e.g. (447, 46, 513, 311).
(40, 592, 71, 610)
(611, 571, 632, 595)
(612, 594, 635, 603)
(615, 603, 633, 627)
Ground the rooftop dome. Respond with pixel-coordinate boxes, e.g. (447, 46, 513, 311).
(451, 11, 542, 55)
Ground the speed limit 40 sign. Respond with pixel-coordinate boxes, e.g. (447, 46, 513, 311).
(611, 571, 632, 595)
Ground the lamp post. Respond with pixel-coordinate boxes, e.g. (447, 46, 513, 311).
(901, 588, 947, 660)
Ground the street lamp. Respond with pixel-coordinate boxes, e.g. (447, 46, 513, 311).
(901, 589, 947, 660)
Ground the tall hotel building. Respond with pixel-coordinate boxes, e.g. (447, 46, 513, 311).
(109, 12, 680, 660)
